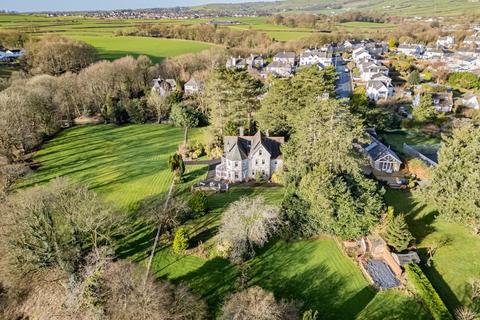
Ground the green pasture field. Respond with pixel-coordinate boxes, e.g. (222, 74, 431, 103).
(69, 35, 215, 62)
(385, 189, 480, 312)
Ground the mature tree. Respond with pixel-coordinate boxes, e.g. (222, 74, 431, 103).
(77, 56, 155, 116)
(170, 103, 201, 145)
(283, 98, 365, 181)
(172, 227, 189, 254)
(123, 97, 151, 124)
(205, 67, 263, 136)
(421, 124, 480, 233)
(217, 197, 280, 263)
(147, 92, 171, 123)
(188, 191, 208, 216)
(5, 252, 207, 320)
(103, 260, 207, 320)
(279, 193, 317, 240)
(448, 72, 480, 90)
(24, 36, 97, 75)
(408, 70, 421, 86)
(299, 166, 385, 240)
(383, 211, 415, 252)
(388, 37, 397, 49)
(221, 286, 298, 320)
(255, 66, 337, 136)
(168, 153, 186, 180)
(0, 75, 66, 162)
(349, 87, 397, 131)
(413, 93, 437, 122)
(0, 178, 125, 275)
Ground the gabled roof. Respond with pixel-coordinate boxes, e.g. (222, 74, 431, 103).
(274, 51, 296, 59)
(223, 131, 284, 161)
(267, 60, 293, 69)
(366, 80, 389, 91)
(364, 134, 402, 164)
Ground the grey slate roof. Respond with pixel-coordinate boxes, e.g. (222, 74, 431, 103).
(224, 131, 284, 161)
(364, 134, 402, 163)
(274, 51, 296, 59)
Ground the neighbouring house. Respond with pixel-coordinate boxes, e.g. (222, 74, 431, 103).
(0, 49, 24, 61)
(366, 80, 394, 101)
(299, 48, 333, 67)
(272, 51, 296, 65)
(363, 41, 388, 58)
(456, 47, 480, 57)
(422, 47, 445, 60)
(226, 56, 247, 69)
(413, 86, 454, 112)
(352, 47, 371, 63)
(359, 61, 389, 81)
(184, 78, 204, 95)
(436, 36, 455, 48)
(463, 35, 480, 47)
(363, 133, 402, 173)
(461, 93, 480, 109)
(371, 73, 392, 86)
(397, 44, 424, 57)
(265, 60, 294, 77)
(215, 130, 284, 183)
(447, 53, 480, 71)
(152, 78, 177, 96)
(246, 54, 265, 69)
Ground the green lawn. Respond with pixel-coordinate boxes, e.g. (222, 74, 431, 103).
(22, 124, 206, 211)
(385, 189, 480, 312)
(379, 130, 441, 156)
(23, 124, 429, 319)
(67, 35, 214, 63)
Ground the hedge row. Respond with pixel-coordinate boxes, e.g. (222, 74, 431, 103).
(404, 263, 453, 320)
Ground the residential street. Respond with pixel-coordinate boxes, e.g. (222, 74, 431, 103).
(335, 56, 353, 98)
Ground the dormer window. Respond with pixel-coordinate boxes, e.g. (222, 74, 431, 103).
(259, 149, 262, 156)
(235, 161, 238, 167)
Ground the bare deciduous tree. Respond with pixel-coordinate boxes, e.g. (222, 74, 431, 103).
(0, 177, 126, 275)
(221, 286, 299, 320)
(217, 196, 280, 263)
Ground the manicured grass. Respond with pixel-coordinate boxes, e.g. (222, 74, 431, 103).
(68, 35, 214, 63)
(379, 130, 441, 155)
(385, 189, 480, 311)
(356, 290, 429, 320)
(22, 124, 206, 211)
(23, 124, 429, 319)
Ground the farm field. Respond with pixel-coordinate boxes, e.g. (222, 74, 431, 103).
(0, 13, 401, 46)
(385, 189, 480, 312)
(69, 35, 215, 62)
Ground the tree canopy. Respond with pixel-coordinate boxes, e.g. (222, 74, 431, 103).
(421, 124, 480, 232)
(255, 66, 337, 136)
(25, 36, 97, 75)
(205, 67, 263, 137)
(299, 166, 385, 240)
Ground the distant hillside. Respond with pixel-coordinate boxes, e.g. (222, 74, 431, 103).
(193, 0, 480, 16)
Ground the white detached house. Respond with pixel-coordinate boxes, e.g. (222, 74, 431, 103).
(366, 80, 394, 101)
(215, 131, 284, 182)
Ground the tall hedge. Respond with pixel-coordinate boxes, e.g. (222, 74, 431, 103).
(404, 263, 453, 320)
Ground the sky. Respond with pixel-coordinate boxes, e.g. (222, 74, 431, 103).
(1, 0, 265, 12)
